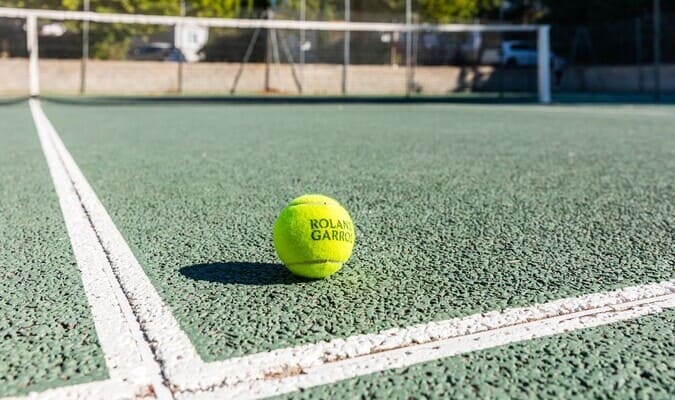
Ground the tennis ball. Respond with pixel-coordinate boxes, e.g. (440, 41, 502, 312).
(273, 194, 355, 279)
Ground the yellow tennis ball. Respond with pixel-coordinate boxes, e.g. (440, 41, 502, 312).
(273, 194, 355, 279)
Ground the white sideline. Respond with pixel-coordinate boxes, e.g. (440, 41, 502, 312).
(24, 99, 172, 400)
(18, 99, 675, 399)
(32, 100, 209, 390)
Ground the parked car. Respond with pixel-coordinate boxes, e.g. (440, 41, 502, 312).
(501, 40, 565, 68)
(127, 42, 186, 62)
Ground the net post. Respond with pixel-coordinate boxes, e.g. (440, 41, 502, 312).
(80, 0, 89, 94)
(176, 0, 186, 94)
(342, 0, 350, 95)
(176, 23, 184, 94)
(265, 8, 272, 92)
(405, 0, 412, 96)
(27, 14, 39, 97)
(537, 25, 551, 104)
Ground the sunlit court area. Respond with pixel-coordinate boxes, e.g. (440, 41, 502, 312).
(0, 1, 673, 399)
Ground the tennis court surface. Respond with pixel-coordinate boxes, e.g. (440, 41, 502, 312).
(1, 98, 673, 399)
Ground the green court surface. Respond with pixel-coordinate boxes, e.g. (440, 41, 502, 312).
(43, 101, 674, 361)
(0, 104, 107, 396)
(281, 309, 675, 399)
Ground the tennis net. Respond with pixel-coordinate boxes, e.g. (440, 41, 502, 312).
(0, 7, 551, 102)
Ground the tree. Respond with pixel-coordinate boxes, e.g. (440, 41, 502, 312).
(0, 0, 63, 8)
(538, 0, 653, 24)
(416, 0, 503, 23)
(280, 0, 503, 23)
(0, 1, 266, 58)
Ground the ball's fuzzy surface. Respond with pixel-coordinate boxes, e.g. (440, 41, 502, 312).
(273, 194, 355, 279)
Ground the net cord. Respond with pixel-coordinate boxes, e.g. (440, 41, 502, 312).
(0, 7, 542, 33)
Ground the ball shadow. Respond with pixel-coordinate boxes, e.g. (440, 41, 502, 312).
(179, 261, 308, 286)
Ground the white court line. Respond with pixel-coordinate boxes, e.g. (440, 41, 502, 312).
(420, 103, 675, 118)
(20, 99, 173, 400)
(180, 291, 675, 400)
(170, 281, 675, 397)
(30, 99, 675, 398)
(514, 105, 675, 118)
(34, 100, 209, 390)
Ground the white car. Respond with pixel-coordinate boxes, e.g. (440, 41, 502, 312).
(501, 40, 565, 68)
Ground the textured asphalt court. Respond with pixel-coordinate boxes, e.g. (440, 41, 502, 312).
(280, 310, 675, 399)
(0, 104, 107, 397)
(44, 102, 674, 359)
(1, 100, 673, 398)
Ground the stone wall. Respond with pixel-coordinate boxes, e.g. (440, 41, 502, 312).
(0, 58, 673, 96)
(560, 65, 675, 92)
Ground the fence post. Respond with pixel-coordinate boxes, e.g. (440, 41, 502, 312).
(405, 0, 412, 96)
(176, 0, 186, 94)
(537, 25, 551, 104)
(80, 0, 89, 94)
(265, 8, 273, 92)
(176, 23, 184, 94)
(342, 0, 350, 95)
(653, 0, 661, 102)
(635, 17, 643, 92)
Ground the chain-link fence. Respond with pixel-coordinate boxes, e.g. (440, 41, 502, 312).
(0, 4, 563, 100)
(549, 12, 675, 94)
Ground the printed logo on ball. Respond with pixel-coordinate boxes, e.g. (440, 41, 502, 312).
(309, 219, 354, 243)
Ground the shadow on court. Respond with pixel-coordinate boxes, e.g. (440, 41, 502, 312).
(179, 262, 308, 285)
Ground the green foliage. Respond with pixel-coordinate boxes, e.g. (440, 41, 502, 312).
(8, 0, 667, 60)
(282, 0, 504, 23)
(0, 0, 508, 23)
(538, 0, 661, 23)
(0, 0, 266, 59)
(281, 0, 340, 20)
(0, 0, 63, 8)
(191, 0, 268, 18)
(59, 1, 262, 59)
(417, 0, 502, 23)
(60, 1, 180, 59)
